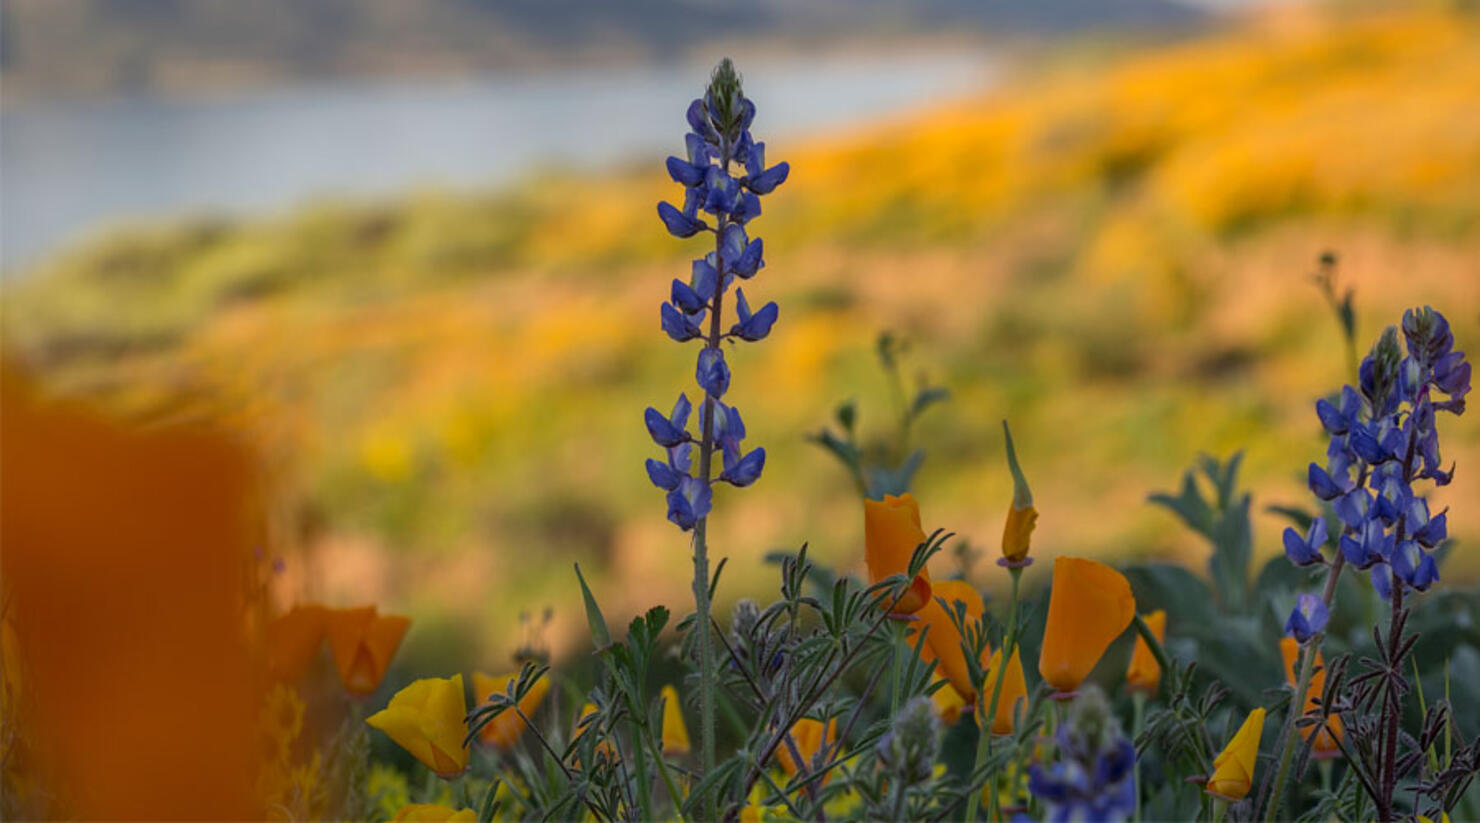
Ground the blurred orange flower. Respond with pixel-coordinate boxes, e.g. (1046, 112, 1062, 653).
(1207, 707, 1265, 801)
(930, 677, 967, 726)
(268, 604, 327, 682)
(864, 494, 932, 615)
(660, 685, 691, 755)
(911, 579, 985, 702)
(1125, 610, 1166, 696)
(393, 803, 476, 821)
(775, 717, 837, 778)
(367, 675, 468, 778)
(470, 670, 550, 750)
(325, 606, 410, 697)
(573, 701, 616, 763)
(983, 645, 1028, 735)
(1038, 557, 1136, 694)
(1279, 636, 1344, 758)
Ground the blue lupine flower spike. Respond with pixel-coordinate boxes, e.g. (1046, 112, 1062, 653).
(1289, 307, 1466, 598)
(1285, 593, 1330, 643)
(645, 58, 787, 531)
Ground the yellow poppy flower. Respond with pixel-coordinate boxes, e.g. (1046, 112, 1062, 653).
(367, 675, 468, 779)
(910, 579, 985, 702)
(1125, 610, 1166, 696)
(660, 685, 691, 755)
(268, 604, 327, 682)
(392, 803, 477, 822)
(1279, 636, 1344, 758)
(930, 677, 967, 726)
(470, 670, 550, 750)
(325, 606, 411, 697)
(1207, 707, 1265, 801)
(1038, 557, 1135, 694)
(774, 717, 837, 778)
(983, 646, 1028, 735)
(864, 493, 933, 615)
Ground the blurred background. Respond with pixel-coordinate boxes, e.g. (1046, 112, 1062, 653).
(2, 0, 1477, 682)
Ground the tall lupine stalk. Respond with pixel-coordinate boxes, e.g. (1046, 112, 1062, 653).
(646, 58, 789, 808)
(1265, 307, 1469, 821)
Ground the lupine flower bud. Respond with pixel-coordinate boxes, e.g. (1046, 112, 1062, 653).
(1124, 609, 1165, 695)
(1284, 593, 1329, 643)
(1000, 421, 1038, 565)
(864, 493, 934, 615)
(1206, 707, 1265, 801)
(877, 696, 940, 786)
(1038, 557, 1136, 695)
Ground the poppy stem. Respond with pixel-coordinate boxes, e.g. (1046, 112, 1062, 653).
(965, 566, 1022, 823)
(1132, 691, 1146, 823)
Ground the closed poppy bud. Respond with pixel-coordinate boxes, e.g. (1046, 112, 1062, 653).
(470, 671, 551, 750)
(325, 606, 411, 697)
(1125, 610, 1166, 695)
(1000, 421, 1037, 565)
(393, 804, 477, 822)
(775, 717, 837, 777)
(1279, 637, 1344, 758)
(1038, 557, 1136, 695)
(267, 604, 326, 682)
(983, 646, 1028, 735)
(1207, 707, 1265, 800)
(367, 675, 468, 779)
(910, 579, 985, 702)
(864, 493, 932, 615)
(660, 685, 691, 755)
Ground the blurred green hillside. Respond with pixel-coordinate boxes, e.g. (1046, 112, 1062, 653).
(5, 5, 1478, 669)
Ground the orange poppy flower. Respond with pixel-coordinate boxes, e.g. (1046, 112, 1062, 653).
(1207, 707, 1265, 800)
(929, 677, 968, 725)
(325, 606, 410, 697)
(471, 670, 551, 750)
(1279, 636, 1344, 758)
(1038, 557, 1135, 694)
(864, 494, 933, 615)
(983, 645, 1028, 735)
(775, 717, 837, 777)
(1125, 610, 1166, 695)
(367, 675, 468, 778)
(1000, 421, 1038, 566)
(267, 605, 327, 682)
(910, 579, 985, 701)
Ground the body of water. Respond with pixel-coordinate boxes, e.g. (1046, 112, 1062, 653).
(0, 51, 995, 272)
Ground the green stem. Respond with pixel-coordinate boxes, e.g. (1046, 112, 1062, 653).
(1265, 639, 1319, 822)
(891, 619, 907, 717)
(1132, 692, 1146, 823)
(633, 725, 655, 821)
(647, 732, 688, 822)
(965, 567, 1022, 823)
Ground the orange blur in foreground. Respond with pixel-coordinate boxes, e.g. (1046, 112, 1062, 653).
(0, 362, 265, 819)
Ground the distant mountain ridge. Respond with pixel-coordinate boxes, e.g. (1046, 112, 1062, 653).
(0, 0, 1202, 101)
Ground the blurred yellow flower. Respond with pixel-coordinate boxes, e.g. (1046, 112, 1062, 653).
(1207, 707, 1265, 801)
(325, 606, 411, 697)
(572, 701, 615, 764)
(660, 685, 691, 755)
(367, 675, 468, 779)
(392, 803, 476, 822)
(864, 493, 932, 615)
(1038, 557, 1135, 695)
(470, 670, 550, 750)
(930, 677, 967, 726)
(1125, 610, 1166, 696)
